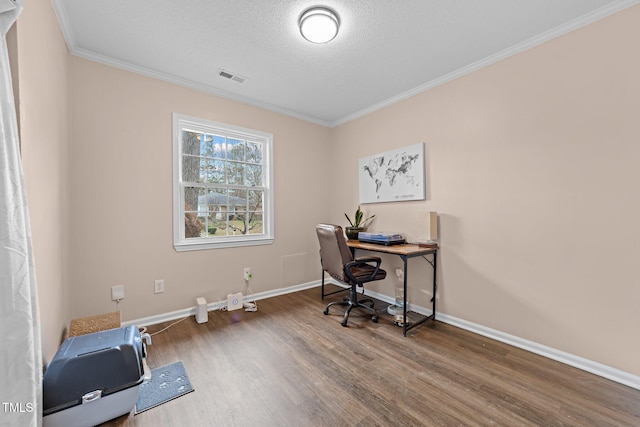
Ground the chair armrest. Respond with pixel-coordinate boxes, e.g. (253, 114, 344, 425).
(344, 257, 382, 284)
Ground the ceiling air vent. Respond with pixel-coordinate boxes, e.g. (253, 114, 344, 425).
(218, 69, 247, 84)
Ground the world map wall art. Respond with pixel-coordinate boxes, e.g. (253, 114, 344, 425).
(358, 142, 425, 204)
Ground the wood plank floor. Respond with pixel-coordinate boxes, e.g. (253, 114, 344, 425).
(102, 285, 640, 426)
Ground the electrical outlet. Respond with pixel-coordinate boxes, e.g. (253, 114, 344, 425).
(154, 279, 165, 294)
(243, 267, 252, 281)
(111, 285, 125, 301)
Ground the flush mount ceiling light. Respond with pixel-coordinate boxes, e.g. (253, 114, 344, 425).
(299, 6, 340, 44)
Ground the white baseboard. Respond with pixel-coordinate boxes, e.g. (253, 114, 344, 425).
(436, 313, 640, 391)
(122, 279, 322, 329)
(356, 282, 640, 390)
(125, 278, 640, 391)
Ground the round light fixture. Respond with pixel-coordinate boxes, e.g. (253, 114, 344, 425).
(299, 7, 340, 44)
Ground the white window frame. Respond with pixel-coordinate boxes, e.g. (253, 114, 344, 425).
(173, 113, 274, 251)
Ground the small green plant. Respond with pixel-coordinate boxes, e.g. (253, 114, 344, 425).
(344, 205, 375, 228)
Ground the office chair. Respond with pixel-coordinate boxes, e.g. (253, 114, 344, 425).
(316, 224, 386, 327)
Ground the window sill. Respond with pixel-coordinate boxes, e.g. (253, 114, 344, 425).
(174, 236, 274, 252)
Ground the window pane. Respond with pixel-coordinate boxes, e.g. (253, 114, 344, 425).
(182, 155, 201, 182)
(205, 188, 227, 210)
(228, 188, 246, 234)
(184, 186, 206, 211)
(182, 131, 201, 155)
(247, 212, 263, 235)
(248, 190, 263, 211)
(204, 213, 219, 237)
(227, 161, 244, 185)
(229, 188, 247, 204)
(207, 188, 235, 236)
(198, 133, 210, 157)
(246, 141, 262, 164)
(184, 212, 204, 239)
(245, 164, 262, 186)
(210, 135, 226, 159)
(225, 213, 241, 235)
(209, 215, 227, 236)
(204, 159, 225, 183)
(227, 138, 245, 161)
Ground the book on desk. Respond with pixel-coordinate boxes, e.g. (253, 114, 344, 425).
(417, 241, 439, 249)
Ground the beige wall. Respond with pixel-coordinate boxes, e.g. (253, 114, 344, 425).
(331, 5, 640, 375)
(16, 0, 71, 363)
(67, 57, 332, 321)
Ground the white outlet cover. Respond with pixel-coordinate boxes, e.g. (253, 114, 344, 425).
(154, 279, 164, 293)
(111, 285, 125, 301)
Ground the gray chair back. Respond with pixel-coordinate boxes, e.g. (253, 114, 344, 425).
(316, 224, 353, 283)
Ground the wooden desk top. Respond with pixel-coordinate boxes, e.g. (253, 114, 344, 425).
(347, 240, 437, 257)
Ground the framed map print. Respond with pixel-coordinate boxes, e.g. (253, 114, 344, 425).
(358, 142, 425, 204)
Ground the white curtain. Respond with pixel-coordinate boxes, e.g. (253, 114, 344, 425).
(0, 1, 42, 426)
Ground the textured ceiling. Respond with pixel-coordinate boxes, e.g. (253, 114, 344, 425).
(52, 0, 635, 127)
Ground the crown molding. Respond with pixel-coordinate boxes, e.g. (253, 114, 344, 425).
(330, 0, 640, 127)
(73, 47, 333, 128)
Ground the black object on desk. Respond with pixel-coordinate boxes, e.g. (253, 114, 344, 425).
(357, 231, 406, 246)
(346, 240, 438, 336)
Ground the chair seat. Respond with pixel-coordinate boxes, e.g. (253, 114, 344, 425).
(348, 264, 386, 283)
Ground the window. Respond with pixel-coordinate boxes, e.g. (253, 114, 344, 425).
(173, 113, 274, 251)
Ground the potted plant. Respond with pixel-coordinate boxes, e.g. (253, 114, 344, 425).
(344, 205, 375, 240)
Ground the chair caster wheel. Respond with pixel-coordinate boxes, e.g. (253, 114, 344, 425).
(323, 308, 329, 315)
(372, 316, 379, 323)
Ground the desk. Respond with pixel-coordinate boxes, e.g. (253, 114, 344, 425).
(346, 240, 438, 336)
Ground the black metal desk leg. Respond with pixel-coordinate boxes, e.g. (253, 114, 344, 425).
(402, 255, 408, 337)
(432, 251, 437, 319)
